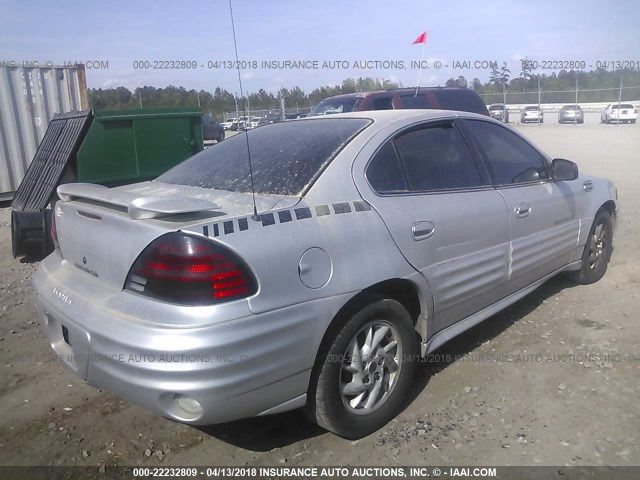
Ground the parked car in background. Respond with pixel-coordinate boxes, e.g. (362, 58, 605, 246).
(601, 103, 638, 124)
(262, 113, 283, 125)
(248, 117, 261, 129)
(35, 110, 617, 439)
(520, 105, 544, 123)
(201, 115, 225, 142)
(229, 116, 250, 131)
(558, 105, 584, 124)
(285, 112, 306, 120)
(221, 118, 236, 130)
(308, 87, 489, 117)
(488, 103, 509, 123)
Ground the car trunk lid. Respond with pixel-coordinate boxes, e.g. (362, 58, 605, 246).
(54, 181, 299, 290)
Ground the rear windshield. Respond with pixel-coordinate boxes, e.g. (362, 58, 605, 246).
(489, 104, 504, 110)
(157, 118, 370, 196)
(525, 106, 540, 110)
(309, 97, 361, 116)
(612, 104, 634, 109)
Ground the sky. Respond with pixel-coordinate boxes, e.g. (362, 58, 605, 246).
(1, 0, 639, 95)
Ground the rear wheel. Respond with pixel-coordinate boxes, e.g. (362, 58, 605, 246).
(306, 297, 418, 439)
(565, 209, 613, 284)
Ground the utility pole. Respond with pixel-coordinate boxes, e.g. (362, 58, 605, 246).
(502, 82, 507, 122)
(538, 76, 542, 125)
(574, 77, 578, 125)
(138, 91, 142, 109)
(617, 76, 623, 126)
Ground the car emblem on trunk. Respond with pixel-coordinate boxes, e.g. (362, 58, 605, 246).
(52, 287, 72, 304)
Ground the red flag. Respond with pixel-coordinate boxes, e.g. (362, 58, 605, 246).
(412, 32, 427, 44)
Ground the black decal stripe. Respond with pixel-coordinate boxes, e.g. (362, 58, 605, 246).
(333, 202, 351, 214)
(315, 205, 330, 216)
(261, 213, 275, 226)
(353, 200, 372, 212)
(199, 201, 369, 237)
(294, 207, 312, 220)
(278, 210, 292, 223)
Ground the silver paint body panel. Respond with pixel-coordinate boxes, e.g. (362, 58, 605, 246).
(33, 110, 617, 425)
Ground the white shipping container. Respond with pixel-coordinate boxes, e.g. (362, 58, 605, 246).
(0, 64, 88, 199)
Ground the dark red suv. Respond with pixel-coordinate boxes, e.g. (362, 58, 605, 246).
(308, 87, 489, 117)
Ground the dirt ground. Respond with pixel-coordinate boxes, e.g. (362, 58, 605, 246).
(0, 121, 638, 468)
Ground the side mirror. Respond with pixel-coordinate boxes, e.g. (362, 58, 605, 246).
(552, 158, 579, 181)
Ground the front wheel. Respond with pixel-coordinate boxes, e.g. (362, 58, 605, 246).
(306, 297, 418, 439)
(565, 209, 613, 284)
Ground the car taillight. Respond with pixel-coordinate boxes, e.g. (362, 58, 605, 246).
(125, 233, 257, 305)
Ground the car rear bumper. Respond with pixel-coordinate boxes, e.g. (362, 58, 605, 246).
(605, 115, 637, 121)
(33, 253, 350, 424)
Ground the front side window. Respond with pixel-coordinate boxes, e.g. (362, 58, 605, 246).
(392, 122, 483, 191)
(465, 120, 549, 185)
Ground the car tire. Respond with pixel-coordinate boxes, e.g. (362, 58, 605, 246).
(305, 296, 418, 439)
(565, 209, 613, 285)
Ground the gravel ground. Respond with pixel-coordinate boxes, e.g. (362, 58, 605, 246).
(0, 121, 638, 468)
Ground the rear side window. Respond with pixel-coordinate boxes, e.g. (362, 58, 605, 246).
(432, 90, 489, 115)
(393, 122, 483, 191)
(309, 97, 361, 116)
(367, 142, 408, 193)
(369, 96, 394, 110)
(399, 94, 430, 109)
(158, 118, 370, 196)
(465, 120, 549, 185)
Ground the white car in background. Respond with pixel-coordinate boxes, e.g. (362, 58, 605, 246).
(601, 103, 638, 124)
(248, 116, 261, 129)
(221, 118, 236, 130)
(520, 105, 544, 123)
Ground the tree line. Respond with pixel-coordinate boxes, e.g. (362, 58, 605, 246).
(88, 68, 640, 119)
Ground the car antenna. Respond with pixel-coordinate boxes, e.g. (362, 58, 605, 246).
(228, 0, 260, 222)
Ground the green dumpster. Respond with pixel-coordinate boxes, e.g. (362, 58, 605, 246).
(76, 107, 204, 184)
(11, 107, 204, 258)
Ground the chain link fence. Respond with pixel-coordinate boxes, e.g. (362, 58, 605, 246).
(479, 85, 640, 111)
(223, 106, 312, 121)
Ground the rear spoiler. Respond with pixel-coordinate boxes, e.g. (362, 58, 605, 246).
(57, 183, 220, 220)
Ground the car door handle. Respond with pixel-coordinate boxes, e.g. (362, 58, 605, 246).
(412, 221, 435, 241)
(514, 203, 531, 218)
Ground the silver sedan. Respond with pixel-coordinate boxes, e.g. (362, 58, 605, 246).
(34, 110, 617, 439)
